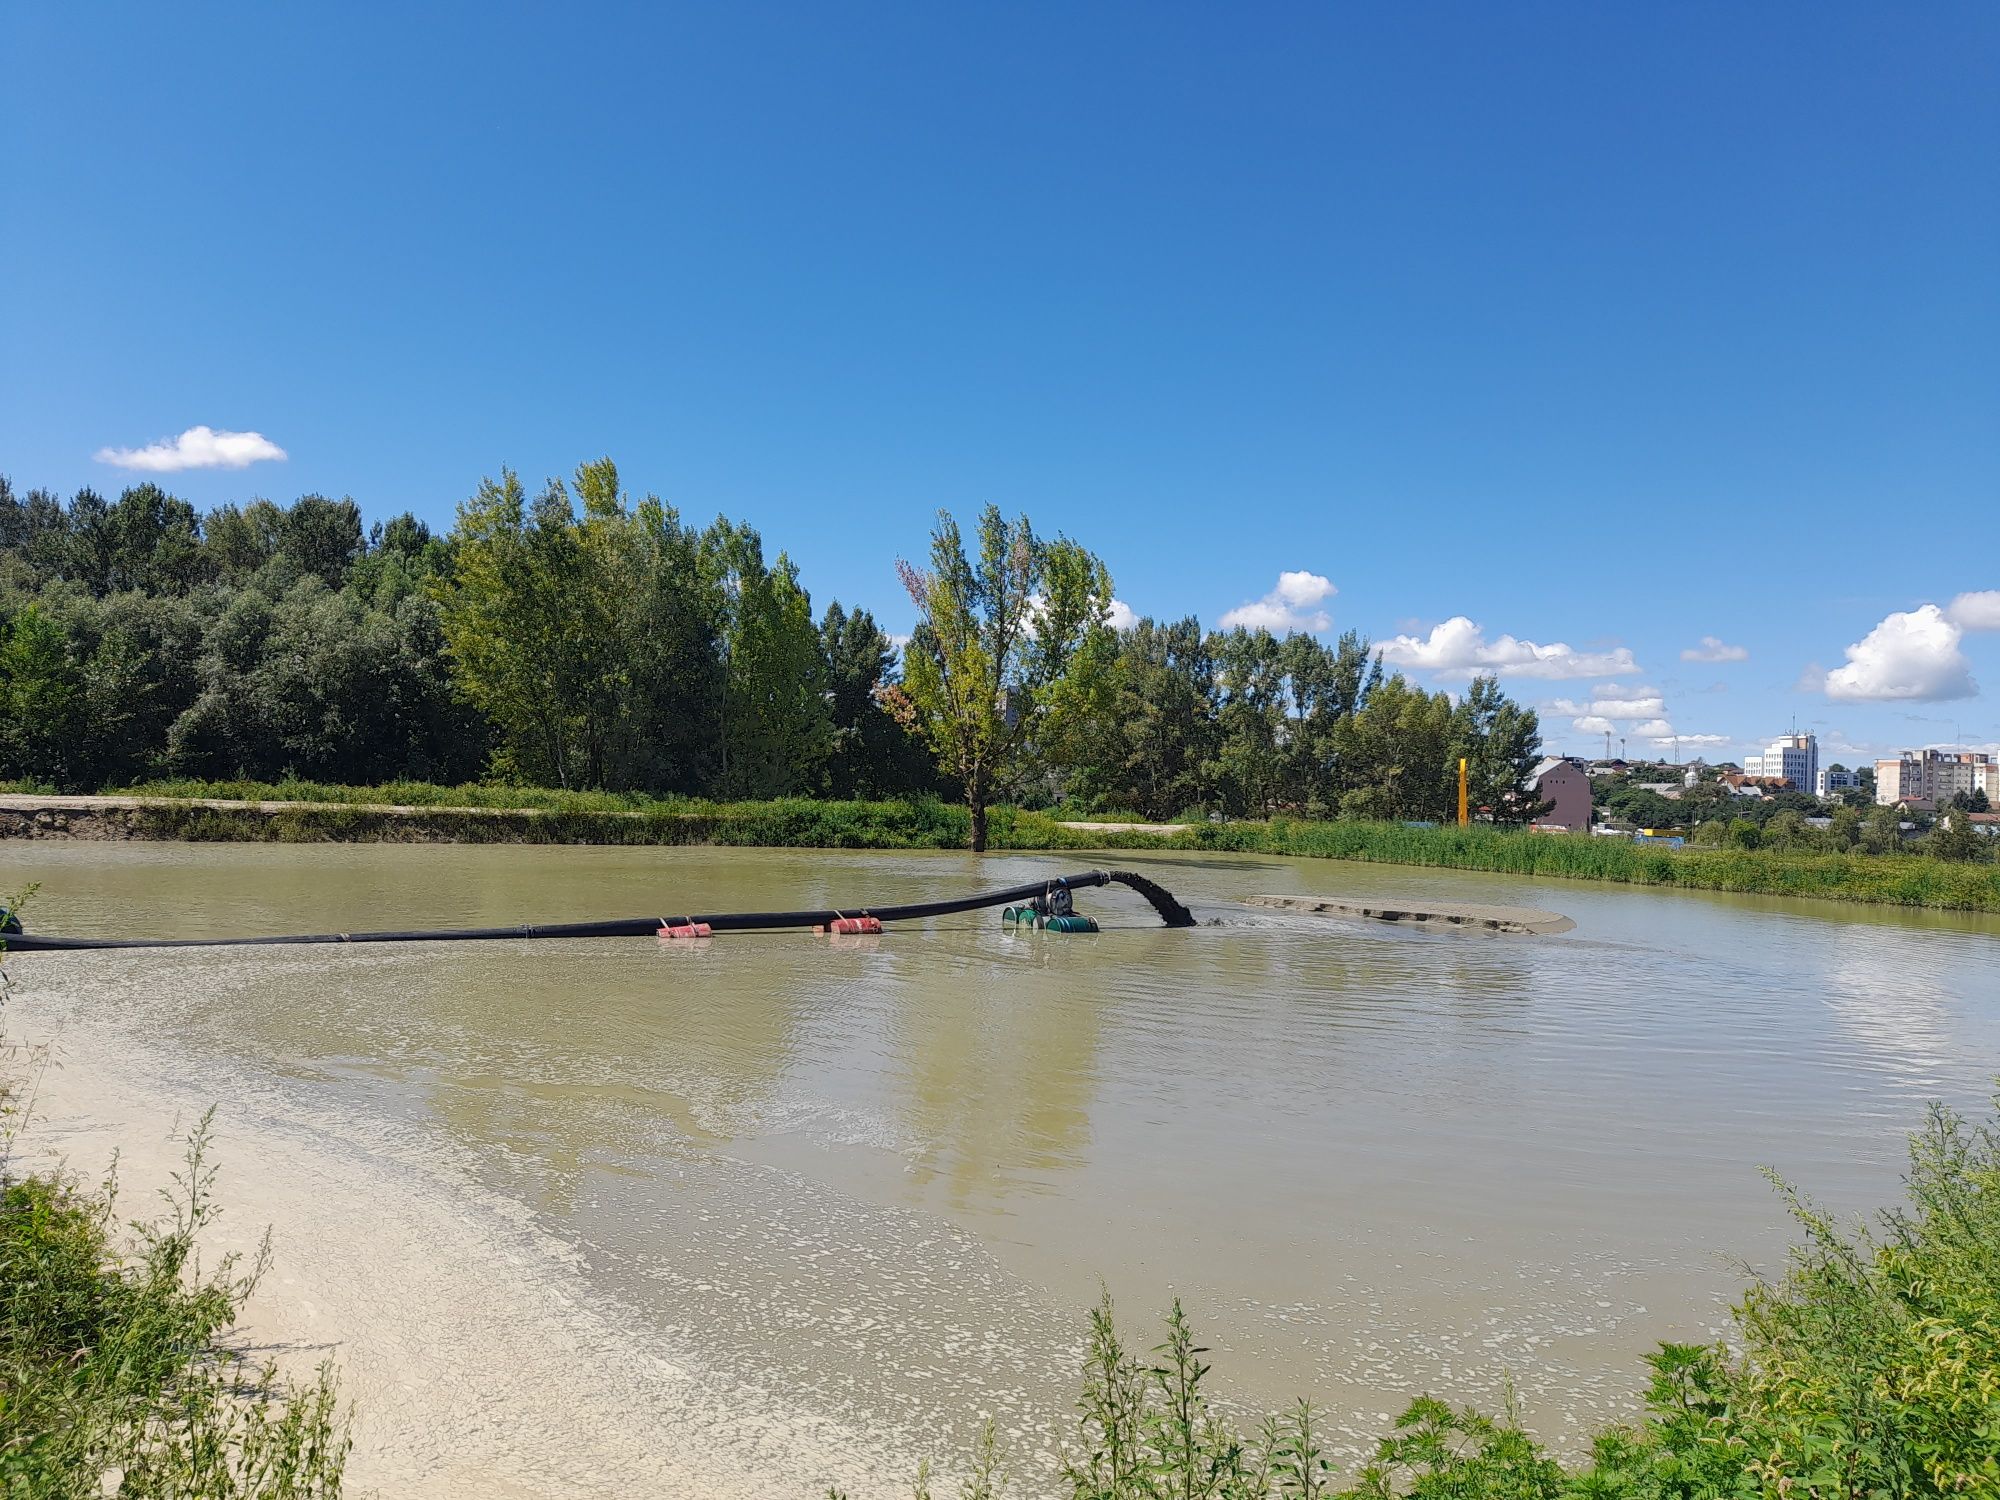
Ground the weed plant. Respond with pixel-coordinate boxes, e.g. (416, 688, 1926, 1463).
(0, 912, 348, 1497)
(851, 1093, 2000, 1499)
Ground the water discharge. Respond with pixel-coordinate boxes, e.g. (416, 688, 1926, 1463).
(5, 842, 1998, 1490)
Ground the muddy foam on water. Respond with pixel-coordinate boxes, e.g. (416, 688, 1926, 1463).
(10, 966, 943, 1500)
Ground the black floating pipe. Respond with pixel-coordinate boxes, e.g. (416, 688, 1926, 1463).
(0, 867, 1197, 953)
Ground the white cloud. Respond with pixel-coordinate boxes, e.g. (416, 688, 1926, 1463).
(1577, 715, 1678, 744)
(1549, 692, 1666, 720)
(1569, 707, 1730, 752)
(1023, 593, 1138, 635)
(1947, 591, 2000, 631)
(1592, 695, 1667, 720)
(1681, 635, 1748, 663)
(1823, 605, 1976, 703)
(94, 425, 288, 472)
(1380, 616, 1640, 681)
(1219, 571, 1336, 633)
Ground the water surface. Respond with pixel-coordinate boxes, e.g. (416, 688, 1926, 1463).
(9, 842, 1998, 1460)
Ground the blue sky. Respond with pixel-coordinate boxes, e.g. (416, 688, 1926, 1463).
(3, 2, 1995, 765)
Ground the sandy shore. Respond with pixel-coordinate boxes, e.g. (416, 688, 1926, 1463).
(3, 976, 926, 1500)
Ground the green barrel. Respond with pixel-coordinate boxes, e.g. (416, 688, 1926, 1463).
(1044, 914, 1099, 934)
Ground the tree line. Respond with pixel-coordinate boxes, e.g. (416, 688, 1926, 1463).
(0, 465, 1544, 840)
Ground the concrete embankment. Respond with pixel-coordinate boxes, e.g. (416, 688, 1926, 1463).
(0, 793, 663, 843)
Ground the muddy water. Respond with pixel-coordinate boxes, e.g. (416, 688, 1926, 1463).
(7, 842, 1999, 1466)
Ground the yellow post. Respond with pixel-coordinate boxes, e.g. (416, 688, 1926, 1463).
(1457, 758, 1469, 826)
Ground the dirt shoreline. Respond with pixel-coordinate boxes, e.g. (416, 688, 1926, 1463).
(3, 967, 929, 1500)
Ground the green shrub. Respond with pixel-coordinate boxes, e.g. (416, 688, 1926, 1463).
(883, 1092, 2000, 1499)
(0, 1113, 348, 1497)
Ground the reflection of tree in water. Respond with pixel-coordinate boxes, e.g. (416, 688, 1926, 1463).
(888, 944, 1106, 1207)
(407, 945, 812, 1221)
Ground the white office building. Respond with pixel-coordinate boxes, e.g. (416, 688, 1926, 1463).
(1742, 733, 1817, 793)
(1816, 767, 1859, 798)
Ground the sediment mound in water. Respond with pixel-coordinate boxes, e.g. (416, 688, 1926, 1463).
(1246, 894, 1575, 935)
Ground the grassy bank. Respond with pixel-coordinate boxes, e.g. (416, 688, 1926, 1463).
(1164, 817, 2000, 912)
(114, 787, 1067, 851)
(8, 778, 1999, 912)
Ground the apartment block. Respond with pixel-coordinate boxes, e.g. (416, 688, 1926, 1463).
(1875, 749, 2000, 807)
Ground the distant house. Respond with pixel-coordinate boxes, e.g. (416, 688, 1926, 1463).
(1721, 772, 1791, 797)
(1527, 756, 1592, 832)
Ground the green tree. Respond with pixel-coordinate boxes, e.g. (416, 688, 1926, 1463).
(1209, 628, 1289, 817)
(1074, 616, 1221, 819)
(1454, 674, 1543, 824)
(1861, 803, 1902, 854)
(1280, 630, 1381, 814)
(1828, 803, 1863, 848)
(819, 602, 930, 799)
(1601, 786, 1680, 830)
(1337, 675, 1460, 822)
(0, 604, 82, 786)
(1762, 808, 1820, 852)
(0, 479, 66, 576)
(437, 466, 623, 788)
(100, 484, 206, 594)
(1678, 779, 1730, 822)
(600, 494, 729, 795)
(347, 513, 451, 609)
(277, 495, 365, 590)
(202, 500, 285, 583)
(60, 488, 116, 594)
(715, 524, 830, 798)
(897, 506, 1111, 851)
(1928, 807, 1990, 863)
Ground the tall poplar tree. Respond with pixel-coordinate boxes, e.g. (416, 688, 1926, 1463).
(714, 523, 831, 798)
(898, 505, 1111, 851)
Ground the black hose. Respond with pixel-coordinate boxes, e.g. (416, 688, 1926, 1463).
(0, 867, 1197, 953)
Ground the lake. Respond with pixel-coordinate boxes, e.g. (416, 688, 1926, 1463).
(5, 841, 1997, 1479)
